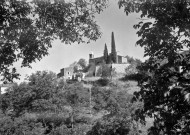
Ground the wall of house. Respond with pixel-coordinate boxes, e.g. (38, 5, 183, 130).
(86, 63, 96, 77)
(57, 67, 74, 80)
(95, 65, 102, 76)
(89, 55, 127, 65)
(63, 67, 74, 79)
(112, 64, 130, 74)
(89, 56, 104, 65)
(122, 56, 128, 63)
(117, 56, 122, 64)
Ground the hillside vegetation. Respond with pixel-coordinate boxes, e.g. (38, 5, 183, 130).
(0, 70, 151, 135)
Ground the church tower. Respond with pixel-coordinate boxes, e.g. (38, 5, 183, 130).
(89, 52, 94, 59)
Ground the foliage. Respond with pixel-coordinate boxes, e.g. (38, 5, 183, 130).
(37, 112, 67, 128)
(125, 56, 142, 82)
(83, 63, 93, 73)
(61, 83, 90, 130)
(125, 64, 138, 75)
(0, 114, 45, 135)
(101, 64, 112, 78)
(125, 55, 142, 66)
(88, 86, 144, 135)
(111, 32, 117, 63)
(75, 72, 83, 79)
(124, 62, 147, 84)
(95, 63, 117, 79)
(49, 124, 91, 135)
(95, 78, 110, 87)
(103, 43, 109, 64)
(91, 86, 119, 113)
(119, 0, 190, 134)
(87, 120, 131, 135)
(77, 58, 87, 69)
(0, 0, 108, 82)
(0, 71, 93, 134)
(0, 68, 146, 135)
(63, 83, 89, 108)
(0, 71, 64, 117)
(107, 55, 112, 64)
(85, 63, 96, 77)
(72, 58, 88, 73)
(69, 61, 78, 67)
(95, 66, 102, 77)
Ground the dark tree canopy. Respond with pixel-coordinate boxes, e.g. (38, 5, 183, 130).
(125, 55, 142, 66)
(77, 58, 87, 69)
(0, 0, 107, 82)
(119, 0, 190, 134)
(103, 43, 109, 64)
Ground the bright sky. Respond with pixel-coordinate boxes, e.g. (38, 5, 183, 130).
(14, 0, 145, 83)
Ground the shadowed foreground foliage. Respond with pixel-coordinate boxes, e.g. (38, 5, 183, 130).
(0, 70, 145, 135)
(0, 0, 108, 82)
(119, 0, 190, 134)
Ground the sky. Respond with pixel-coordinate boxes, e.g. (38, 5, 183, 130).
(14, 0, 145, 83)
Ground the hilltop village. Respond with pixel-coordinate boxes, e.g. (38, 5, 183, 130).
(57, 32, 129, 80)
(2, 1, 190, 134)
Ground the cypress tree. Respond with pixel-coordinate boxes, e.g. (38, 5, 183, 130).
(103, 43, 109, 63)
(111, 32, 117, 63)
(107, 55, 112, 64)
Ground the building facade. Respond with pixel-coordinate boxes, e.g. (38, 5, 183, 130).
(89, 53, 125, 65)
(57, 67, 74, 80)
(88, 32, 127, 65)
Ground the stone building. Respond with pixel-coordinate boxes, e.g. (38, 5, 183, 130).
(88, 32, 127, 65)
(57, 67, 74, 80)
(57, 64, 84, 80)
(87, 32, 129, 76)
(89, 52, 125, 65)
(89, 52, 104, 65)
(57, 32, 129, 79)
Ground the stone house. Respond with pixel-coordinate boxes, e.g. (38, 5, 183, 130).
(57, 64, 84, 80)
(89, 52, 126, 65)
(57, 66, 74, 80)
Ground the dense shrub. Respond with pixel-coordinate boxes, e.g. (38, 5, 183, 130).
(49, 125, 71, 135)
(85, 63, 96, 77)
(37, 113, 67, 128)
(0, 69, 146, 135)
(101, 64, 111, 78)
(124, 63, 149, 85)
(125, 64, 138, 75)
(49, 124, 91, 135)
(95, 78, 110, 86)
(0, 115, 45, 135)
(86, 119, 131, 135)
(124, 73, 144, 82)
(88, 87, 144, 135)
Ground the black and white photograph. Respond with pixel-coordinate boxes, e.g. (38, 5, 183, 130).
(0, 0, 190, 134)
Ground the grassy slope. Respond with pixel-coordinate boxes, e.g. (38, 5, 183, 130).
(83, 76, 153, 134)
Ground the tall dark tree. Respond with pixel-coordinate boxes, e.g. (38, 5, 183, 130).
(111, 32, 117, 63)
(107, 55, 112, 64)
(119, 0, 190, 134)
(103, 43, 109, 63)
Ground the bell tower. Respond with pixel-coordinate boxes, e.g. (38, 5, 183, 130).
(89, 52, 94, 59)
